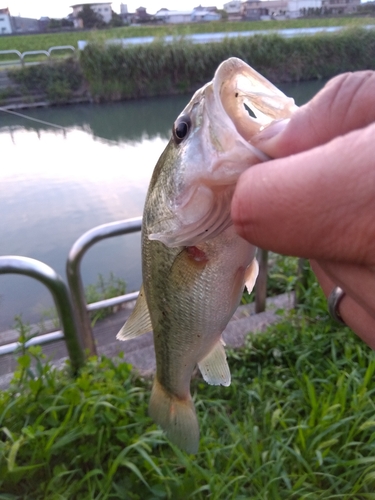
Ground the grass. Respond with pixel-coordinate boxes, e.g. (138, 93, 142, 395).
(0, 17, 374, 55)
(85, 272, 126, 325)
(78, 26, 375, 102)
(6, 23, 375, 105)
(1, 266, 375, 498)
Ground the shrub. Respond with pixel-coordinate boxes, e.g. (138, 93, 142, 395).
(8, 57, 85, 104)
(80, 27, 375, 101)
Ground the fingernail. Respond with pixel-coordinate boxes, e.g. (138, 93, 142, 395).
(253, 118, 290, 143)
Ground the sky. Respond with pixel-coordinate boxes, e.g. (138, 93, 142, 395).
(3, 1, 225, 19)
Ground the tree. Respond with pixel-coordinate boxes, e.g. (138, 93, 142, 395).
(78, 5, 105, 29)
(217, 9, 228, 20)
(110, 10, 123, 27)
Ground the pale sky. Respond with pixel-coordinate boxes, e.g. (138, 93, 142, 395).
(3, 1, 225, 19)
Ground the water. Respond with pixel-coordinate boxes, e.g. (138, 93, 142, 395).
(0, 80, 324, 331)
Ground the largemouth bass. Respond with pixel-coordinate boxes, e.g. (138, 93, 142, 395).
(117, 58, 296, 454)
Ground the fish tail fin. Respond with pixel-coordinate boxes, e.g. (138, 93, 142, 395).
(149, 378, 199, 454)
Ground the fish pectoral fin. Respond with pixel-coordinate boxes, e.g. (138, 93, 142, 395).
(149, 378, 199, 454)
(116, 284, 152, 341)
(244, 258, 259, 294)
(198, 339, 231, 387)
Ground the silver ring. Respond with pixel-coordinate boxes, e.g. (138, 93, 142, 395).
(328, 286, 346, 325)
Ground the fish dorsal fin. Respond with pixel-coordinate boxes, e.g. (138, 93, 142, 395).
(116, 284, 152, 341)
(244, 258, 259, 294)
(198, 339, 231, 387)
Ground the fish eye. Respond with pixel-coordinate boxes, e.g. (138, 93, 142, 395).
(173, 115, 191, 144)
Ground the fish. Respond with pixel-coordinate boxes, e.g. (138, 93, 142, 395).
(117, 57, 297, 454)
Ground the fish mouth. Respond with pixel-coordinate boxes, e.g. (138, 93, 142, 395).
(214, 57, 296, 144)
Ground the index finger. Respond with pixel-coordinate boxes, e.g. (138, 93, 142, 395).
(253, 71, 375, 158)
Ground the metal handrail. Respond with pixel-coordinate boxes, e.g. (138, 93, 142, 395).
(66, 217, 143, 356)
(86, 291, 139, 312)
(0, 46, 76, 67)
(48, 45, 75, 56)
(0, 49, 22, 58)
(0, 218, 302, 368)
(0, 256, 84, 373)
(21, 50, 49, 63)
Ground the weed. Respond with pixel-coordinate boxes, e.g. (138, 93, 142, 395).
(80, 26, 375, 102)
(85, 272, 126, 326)
(1, 271, 375, 498)
(8, 57, 85, 104)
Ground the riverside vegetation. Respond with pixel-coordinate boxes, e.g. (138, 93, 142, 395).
(1, 17, 374, 55)
(1, 264, 375, 498)
(5, 25, 375, 104)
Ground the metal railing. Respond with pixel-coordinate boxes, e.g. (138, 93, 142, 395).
(0, 216, 304, 371)
(0, 256, 84, 373)
(0, 46, 75, 67)
(66, 217, 142, 356)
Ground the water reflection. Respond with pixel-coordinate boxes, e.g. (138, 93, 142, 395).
(1, 95, 191, 143)
(0, 81, 324, 331)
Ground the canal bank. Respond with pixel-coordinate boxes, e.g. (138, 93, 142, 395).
(2, 24, 375, 109)
(0, 64, 91, 110)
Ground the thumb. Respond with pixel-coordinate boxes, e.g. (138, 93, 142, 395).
(252, 71, 375, 159)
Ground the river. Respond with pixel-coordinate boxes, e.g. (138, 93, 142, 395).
(0, 79, 324, 331)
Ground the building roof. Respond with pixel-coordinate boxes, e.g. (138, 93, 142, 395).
(70, 2, 112, 8)
(155, 9, 193, 16)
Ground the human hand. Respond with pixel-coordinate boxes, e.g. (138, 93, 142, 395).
(231, 71, 375, 346)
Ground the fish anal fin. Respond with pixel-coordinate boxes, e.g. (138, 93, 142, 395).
(244, 258, 259, 294)
(198, 339, 231, 387)
(149, 378, 199, 454)
(116, 284, 152, 341)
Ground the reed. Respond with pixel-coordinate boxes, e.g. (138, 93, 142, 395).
(79, 26, 375, 101)
(0, 17, 373, 56)
(7, 26, 375, 104)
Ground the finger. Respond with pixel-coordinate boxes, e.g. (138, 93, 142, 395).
(311, 260, 375, 349)
(253, 71, 375, 158)
(317, 260, 375, 321)
(231, 123, 375, 265)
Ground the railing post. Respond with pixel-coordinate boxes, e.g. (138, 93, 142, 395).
(255, 249, 269, 313)
(66, 217, 143, 356)
(0, 256, 84, 374)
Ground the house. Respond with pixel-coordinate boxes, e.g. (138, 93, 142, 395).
(223, 1, 242, 20)
(70, 2, 112, 28)
(191, 9, 221, 21)
(135, 6, 153, 22)
(155, 6, 221, 24)
(0, 7, 12, 34)
(193, 5, 219, 12)
(287, 0, 322, 17)
(321, 0, 360, 14)
(242, 0, 288, 19)
(11, 15, 40, 32)
(155, 9, 193, 23)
